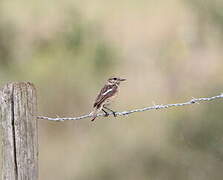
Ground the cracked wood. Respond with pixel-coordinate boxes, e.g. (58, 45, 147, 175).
(0, 82, 38, 180)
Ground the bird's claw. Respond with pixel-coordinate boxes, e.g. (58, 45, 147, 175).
(113, 112, 117, 117)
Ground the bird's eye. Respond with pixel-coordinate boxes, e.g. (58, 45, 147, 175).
(113, 78, 117, 80)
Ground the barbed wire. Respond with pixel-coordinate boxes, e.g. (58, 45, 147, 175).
(37, 93, 223, 121)
(36, 93, 223, 122)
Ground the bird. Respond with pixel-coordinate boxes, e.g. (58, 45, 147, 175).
(91, 77, 126, 121)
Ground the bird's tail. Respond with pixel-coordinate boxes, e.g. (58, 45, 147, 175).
(90, 108, 99, 121)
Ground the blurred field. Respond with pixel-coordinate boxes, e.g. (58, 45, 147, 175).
(1, 0, 223, 179)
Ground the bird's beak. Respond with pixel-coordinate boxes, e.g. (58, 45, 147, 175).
(119, 78, 126, 81)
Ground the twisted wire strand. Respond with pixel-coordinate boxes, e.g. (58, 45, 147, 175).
(36, 93, 223, 122)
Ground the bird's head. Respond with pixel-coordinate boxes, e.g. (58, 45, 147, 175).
(107, 77, 126, 85)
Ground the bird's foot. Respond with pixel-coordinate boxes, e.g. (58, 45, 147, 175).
(102, 109, 109, 117)
(112, 112, 117, 117)
(104, 107, 117, 117)
(104, 112, 109, 117)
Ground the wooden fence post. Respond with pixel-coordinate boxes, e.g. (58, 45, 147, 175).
(0, 82, 38, 180)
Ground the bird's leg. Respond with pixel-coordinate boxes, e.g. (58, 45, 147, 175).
(104, 106, 117, 117)
(102, 109, 109, 117)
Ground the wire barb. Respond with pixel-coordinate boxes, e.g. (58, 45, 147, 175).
(36, 93, 223, 122)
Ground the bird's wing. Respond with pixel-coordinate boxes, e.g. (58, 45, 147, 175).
(93, 85, 117, 108)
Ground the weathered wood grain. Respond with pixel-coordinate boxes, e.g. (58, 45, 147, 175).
(0, 82, 38, 180)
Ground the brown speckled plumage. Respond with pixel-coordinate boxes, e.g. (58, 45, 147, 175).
(91, 77, 126, 121)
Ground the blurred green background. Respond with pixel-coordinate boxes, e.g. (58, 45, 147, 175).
(1, 0, 223, 179)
